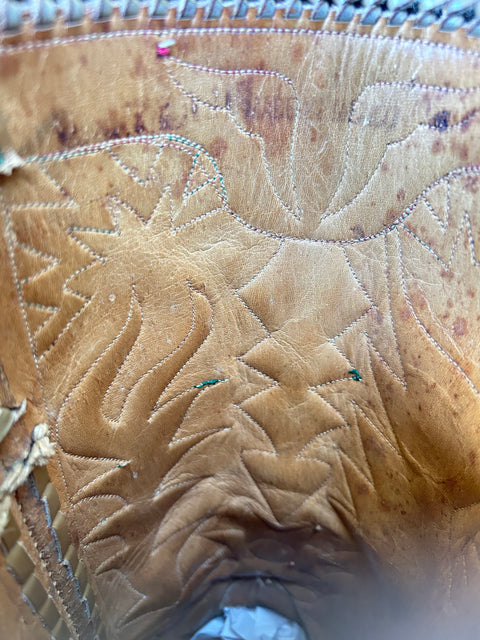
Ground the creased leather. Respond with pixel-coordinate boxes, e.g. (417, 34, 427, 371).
(1, 27, 480, 640)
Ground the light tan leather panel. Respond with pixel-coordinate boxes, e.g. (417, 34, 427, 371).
(1, 27, 480, 639)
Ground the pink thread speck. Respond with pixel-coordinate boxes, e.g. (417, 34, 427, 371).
(156, 39, 176, 57)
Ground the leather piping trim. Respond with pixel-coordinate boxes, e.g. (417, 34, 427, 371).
(1, 9, 480, 53)
(0, 468, 106, 640)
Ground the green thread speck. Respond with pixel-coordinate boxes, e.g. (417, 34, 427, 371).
(348, 369, 362, 381)
(194, 378, 226, 389)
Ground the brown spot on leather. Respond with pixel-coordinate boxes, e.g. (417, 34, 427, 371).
(441, 270, 454, 281)
(158, 101, 187, 131)
(467, 287, 476, 298)
(134, 113, 146, 135)
(53, 111, 78, 147)
(80, 55, 88, 67)
(350, 224, 365, 239)
(386, 208, 398, 225)
(431, 139, 445, 154)
(310, 127, 317, 143)
(291, 42, 304, 64)
(210, 137, 228, 161)
(452, 317, 467, 337)
(238, 76, 255, 123)
(134, 54, 146, 77)
(0, 56, 20, 78)
(465, 175, 479, 193)
(397, 187, 405, 202)
(357, 484, 369, 495)
(381, 161, 389, 172)
(400, 306, 412, 321)
(429, 110, 449, 131)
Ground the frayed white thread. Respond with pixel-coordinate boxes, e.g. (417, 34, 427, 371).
(0, 149, 25, 175)
(0, 399, 26, 443)
(0, 420, 55, 536)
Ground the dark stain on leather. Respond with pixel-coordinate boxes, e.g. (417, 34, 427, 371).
(134, 113, 147, 135)
(238, 76, 254, 123)
(52, 110, 79, 147)
(452, 316, 468, 337)
(429, 110, 450, 131)
(431, 138, 445, 153)
(134, 54, 146, 77)
(0, 55, 20, 78)
(210, 136, 228, 161)
(98, 109, 131, 140)
(465, 174, 479, 192)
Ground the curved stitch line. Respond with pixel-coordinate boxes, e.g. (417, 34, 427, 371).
(422, 176, 450, 233)
(102, 282, 198, 425)
(150, 282, 215, 419)
(382, 234, 406, 382)
(402, 204, 480, 269)
(54, 290, 138, 504)
(171, 206, 224, 234)
(168, 380, 230, 445)
(17, 241, 60, 282)
(296, 422, 350, 459)
(2, 201, 53, 412)
(174, 517, 224, 585)
(363, 339, 403, 453)
(3, 27, 480, 60)
(338, 418, 376, 488)
(288, 466, 333, 519)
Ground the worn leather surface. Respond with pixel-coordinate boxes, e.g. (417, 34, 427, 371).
(1, 26, 480, 639)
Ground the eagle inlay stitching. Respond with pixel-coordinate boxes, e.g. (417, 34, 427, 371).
(320, 109, 480, 224)
(324, 81, 480, 217)
(165, 58, 301, 221)
(18, 138, 480, 247)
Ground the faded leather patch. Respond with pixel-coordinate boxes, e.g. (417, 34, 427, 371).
(1, 29, 480, 639)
